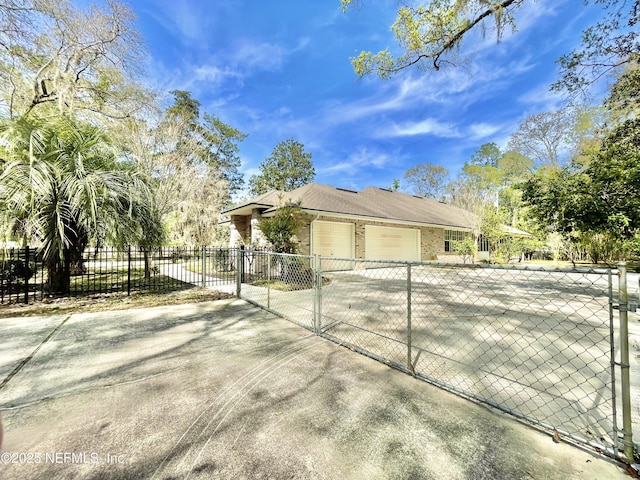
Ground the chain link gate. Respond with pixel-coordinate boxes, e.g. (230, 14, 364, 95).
(238, 251, 636, 462)
(237, 249, 315, 331)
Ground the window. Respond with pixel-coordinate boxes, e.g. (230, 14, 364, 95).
(444, 230, 469, 252)
(477, 234, 490, 252)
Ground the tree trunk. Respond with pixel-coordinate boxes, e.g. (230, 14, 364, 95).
(47, 251, 70, 294)
(143, 249, 152, 280)
(66, 222, 88, 276)
(68, 245, 86, 275)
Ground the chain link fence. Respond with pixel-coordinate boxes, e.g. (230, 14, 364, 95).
(3, 245, 634, 459)
(240, 252, 635, 460)
(238, 250, 315, 331)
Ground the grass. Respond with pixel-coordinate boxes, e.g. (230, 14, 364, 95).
(0, 286, 234, 318)
(520, 259, 596, 268)
(68, 269, 186, 291)
(251, 279, 304, 291)
(521, 259, 640, 271)
(182, 259, 235, 278)
(250, 276, 330, 291)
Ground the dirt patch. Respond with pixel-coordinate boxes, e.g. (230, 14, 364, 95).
(0, 287, 234, 318)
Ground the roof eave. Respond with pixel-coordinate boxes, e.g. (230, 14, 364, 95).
(290, 208, 474, 231)
(223, 202, 275, 216)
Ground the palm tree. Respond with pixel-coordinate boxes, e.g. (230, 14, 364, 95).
(0, 114, 162, 293)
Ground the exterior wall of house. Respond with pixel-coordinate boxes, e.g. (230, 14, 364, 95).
(233, 212, 457, 262)
(250, 209, 268, 246)
(229, 210, 268, 247)
(297, 215, 313, 254)
(298, 214, 448, 261)
(229, 215, 249, 245)
(421, 226, 445, 261)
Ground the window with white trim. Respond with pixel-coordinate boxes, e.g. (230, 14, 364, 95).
(477, 234, 490, 252)
(444, 230, 469, 252)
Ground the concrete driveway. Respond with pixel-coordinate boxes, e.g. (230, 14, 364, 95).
(0, 299, 627, 479)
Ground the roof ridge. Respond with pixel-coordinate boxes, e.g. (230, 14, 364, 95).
(225, 182, 482, 231)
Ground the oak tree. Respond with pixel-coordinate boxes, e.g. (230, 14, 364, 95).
(507, 110, 578, 170)
(342, 0, 638, 96)
(0, 0, 151, 120)
(403, 162, 448, 199)
(342, 0, 524, 78)
(248, 139, 315, 196)
(122, 90, 246, 246)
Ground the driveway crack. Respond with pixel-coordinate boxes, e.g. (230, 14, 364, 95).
(0, 315, 71, 391)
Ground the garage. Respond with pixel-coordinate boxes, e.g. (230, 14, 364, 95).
(365, 225, 421, 261)
(311, 221, 355, 258)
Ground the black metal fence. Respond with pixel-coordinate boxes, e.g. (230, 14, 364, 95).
(0, 246, 238, 304)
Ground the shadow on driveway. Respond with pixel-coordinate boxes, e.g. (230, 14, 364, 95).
(0, 299, 627, 479)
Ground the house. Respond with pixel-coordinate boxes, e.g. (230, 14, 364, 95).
(224, 183, 504, 263)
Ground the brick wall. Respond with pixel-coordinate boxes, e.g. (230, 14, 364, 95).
(299, 215, 447, 261)
(235, 212, 451, 260)
(229, 215, 249, 245)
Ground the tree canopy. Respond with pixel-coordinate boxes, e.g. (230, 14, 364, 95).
(121, 90, 247, 246)
(259, 200, 306, 253)
(0, 3, 249, 286)
(522, 117, 640, 240)
(342, 0, 639, 93)
(507, 110, 578, 170)
(0, 114, 158, 291)
(403, 162, 448, 199)
(248, 139, 315, 196)
(552, 0, 640, 95)
(0, 0, 151, 120)
(342, 0, 524, 77)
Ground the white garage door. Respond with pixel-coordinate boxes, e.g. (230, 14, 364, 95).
(365, 225, 420, 261)
(311, 221, 354, 258)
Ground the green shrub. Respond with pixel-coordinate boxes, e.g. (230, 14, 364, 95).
(0, 259, 34, 284)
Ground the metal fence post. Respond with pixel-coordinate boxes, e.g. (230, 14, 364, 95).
(201, 246, 206, 287)
(609, 269, 620, 454)
(236, 246, 243, 298)
(127, 246, 131, 296)
(407, 263, 412, 372)
(315, 255, 322, 334)
(267, 252, 271, 310)
(24, 245, 30, 304)
(618, 262, 634, 462)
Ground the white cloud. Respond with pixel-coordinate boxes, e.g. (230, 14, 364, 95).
(171, 1, 204, 41)
(234, 41, 287, 72)
(146, 0, 216, 45)
(516, 82, 566, 111)
(350, 147, 391, 168)
(192, 65, 242, 84)
(467, 122, 503, 140)
(318, 146, 396, 175)
(324, 54, 537, 131)
(388, 118, 461, 138)
(231, 36, 311, 73)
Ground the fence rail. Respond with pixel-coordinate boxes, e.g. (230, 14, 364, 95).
(0, 246, 239, 304)
(2, 246, 636, 461)
(239, 251, 637, 462)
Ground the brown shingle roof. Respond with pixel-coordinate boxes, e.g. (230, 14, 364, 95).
(225, 183, 476, 230)
(221, 190, 285, 216)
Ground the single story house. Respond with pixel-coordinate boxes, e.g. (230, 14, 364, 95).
(224, 183, 527, 262)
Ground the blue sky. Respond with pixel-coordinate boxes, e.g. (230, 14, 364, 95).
(127, 0, 604, 194)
